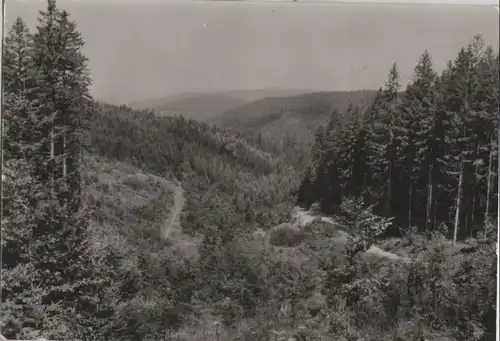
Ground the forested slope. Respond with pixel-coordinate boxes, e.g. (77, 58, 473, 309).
(298, 37, 499, 241)
(211, 90, 377, 144)
(1, 1, 497, 340)
(89, 103, 301, 236)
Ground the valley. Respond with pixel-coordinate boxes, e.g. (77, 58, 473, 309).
(1, 1, 498, 341)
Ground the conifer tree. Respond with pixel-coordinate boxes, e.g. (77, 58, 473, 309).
(363, 88, 383, 180)
(348, 106, 367, 195)
(366, 64, 401, 215)
(437, 52, 468, 242)
(336, 105, 361, 198)
(16, 0, 104, 337)
(2, 17, 39, 161)
(396, 51, 438, 231)
(298, 36, 497, 242)
(32, 0, 92, 201)
(0, 17, 50, 339)
(475, 47, 499, 238)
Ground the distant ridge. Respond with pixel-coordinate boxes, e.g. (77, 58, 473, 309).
(210, 89, 378, 143)
(124, 88, 317, 121)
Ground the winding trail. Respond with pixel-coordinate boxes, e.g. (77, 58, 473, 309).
(291, 206, 336, 228)
(291, 206, 411, 264)
(161, 182, 200, 259)
(163, 183, 186, 240)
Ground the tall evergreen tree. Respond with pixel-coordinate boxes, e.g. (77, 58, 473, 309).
(395, 51, 438, 231)
(366, 64, 401, 216)
(32, 0, 92, 204)
(1, 17, 50, 339)
(6, 1, 104, 338)
(475, 47, 499, 238)
(2, 17, 39, 161)
(336, 105, 362, 198)
(298, 36, 497, 241)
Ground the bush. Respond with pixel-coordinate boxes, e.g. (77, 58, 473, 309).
(123, 174, 147, 191)
(269, 223, 308, 247)
(339, 196, 393, 261)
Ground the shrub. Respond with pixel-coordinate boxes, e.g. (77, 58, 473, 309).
(123, 174, 147, 191)
(269, 223, 307, 247)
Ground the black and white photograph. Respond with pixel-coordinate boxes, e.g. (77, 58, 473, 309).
(0, 0, 498, 340)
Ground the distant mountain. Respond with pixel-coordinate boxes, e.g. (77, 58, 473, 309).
(125, 88, 315, 121)
(210, 90, 378, 144)
(154, 94, 247, 121)
(126, 92, 202, 110)
(215, 88, 316, 102)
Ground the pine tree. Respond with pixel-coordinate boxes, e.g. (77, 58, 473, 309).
(336, 105, 362, 198)
(32, 0, 92, 201)
(298, 125, 328, 209)
(472, 44, 499, 238)
(0, 16, 51, 340)
(484, 51, 499, 231)
(2, 17, 39, 161)
(0, 159, 40, 339)
(297, 38, 498, 243)
(18, 0, 103, 337)
(321, 110, 345, 212)
(349, 106, 367, 195)
(2, 17, 34, 97)
(361, 88, 384, 205)
(366, 64, 401, 216)
(438, 42, 483, 242)
(462, 36, 488, 236)
(396, 51, 438, 231)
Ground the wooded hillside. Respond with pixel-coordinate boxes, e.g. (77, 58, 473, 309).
(298, 39, 499, 242)
(1, 1, 497, 341)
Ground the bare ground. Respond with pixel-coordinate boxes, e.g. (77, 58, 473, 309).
(291, 206, 411, 263)
(162, 181, 201, 260)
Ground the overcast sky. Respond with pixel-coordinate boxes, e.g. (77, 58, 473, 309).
(5, 0, 499, 104)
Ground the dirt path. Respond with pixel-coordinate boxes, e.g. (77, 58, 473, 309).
(291, 205, 411, 263)
(291, 206, 337, 228)
(161, 182, 200, 259)
(163, 183, 186, 240)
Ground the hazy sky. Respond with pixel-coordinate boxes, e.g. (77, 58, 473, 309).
(5, 0, 499, 104)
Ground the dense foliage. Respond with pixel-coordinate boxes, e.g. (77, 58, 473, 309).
(89, 103, 300, 235)
(1, 2, 103, 339)
(298, 38, 499, 241)
(1, 2, 497, 341)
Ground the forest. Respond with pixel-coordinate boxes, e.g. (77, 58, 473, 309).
(0, 1, 498, 341)
(298, 42, 499, 241)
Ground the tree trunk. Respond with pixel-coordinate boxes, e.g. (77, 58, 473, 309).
(50, 119, 55, 191)
(50, 121, 55, 160)
(408, 180, 413, 229)
(425, 164, 433, 233)
(386, 162, 392, 215)
(63, 132, 67, 178)
(433, 199, 437, 231)
(471, 191, 476, 237)
(453, 160, 464, 245)
(470, 143, 481, 236)
(464, 209, 469, 239)
(483, 136, 494, 240)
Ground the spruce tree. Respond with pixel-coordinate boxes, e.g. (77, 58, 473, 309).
(366, 64, 401, 216)
(336, 105, 361, 198)
(396, 51, 438, 231)
(476, 47, 499, 238)
(24, 0, 104, 337)
(2, 17, 39, 161)
(0, 17, 50, 340)
(438, 43, 482, 241)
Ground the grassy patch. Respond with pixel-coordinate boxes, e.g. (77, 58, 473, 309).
(84, 154, 174, 250)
